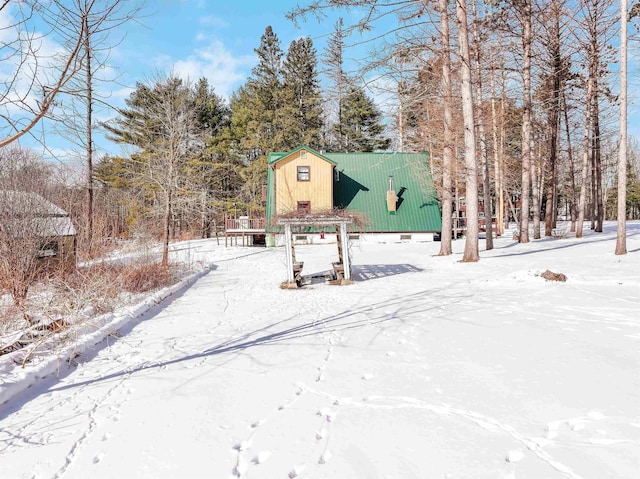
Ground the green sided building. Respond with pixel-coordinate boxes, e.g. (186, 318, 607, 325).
(265, 146, 442, 243)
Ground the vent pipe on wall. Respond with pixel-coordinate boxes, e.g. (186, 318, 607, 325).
(387, 175, 397, 215)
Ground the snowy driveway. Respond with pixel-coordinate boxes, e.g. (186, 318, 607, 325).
(1, 226, 639, 479)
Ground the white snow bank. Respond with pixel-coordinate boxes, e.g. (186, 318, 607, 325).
(0, 263, 215, 406)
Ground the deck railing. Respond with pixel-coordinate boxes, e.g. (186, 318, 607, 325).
(224, 216, 266, 231)
(453, 216, 496, 232)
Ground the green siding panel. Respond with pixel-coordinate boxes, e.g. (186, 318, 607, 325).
(330, 152, 441, 233)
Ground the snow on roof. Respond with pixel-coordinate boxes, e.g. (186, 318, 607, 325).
(0, 190, 76, 236)
(31, 216, 77, 237)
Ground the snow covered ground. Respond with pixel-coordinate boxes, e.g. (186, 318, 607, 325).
(0, 222, 639, 479)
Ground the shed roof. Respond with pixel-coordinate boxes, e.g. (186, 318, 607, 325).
(0, 190, 69, 216)
(0, 190, 76, 237)
(266, 148, 442, 233)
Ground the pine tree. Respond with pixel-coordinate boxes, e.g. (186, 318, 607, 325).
(324, 18, 351, 151)
(194, 78, 230, 139)
(103, 75, 196, 267)
(231, 26, 285, 160)
(279, 37, 324, 150)
(188, 78, 242, 237)
(338, 86, 390, 152)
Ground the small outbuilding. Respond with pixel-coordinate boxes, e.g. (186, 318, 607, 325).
(0, 190, 77, 269)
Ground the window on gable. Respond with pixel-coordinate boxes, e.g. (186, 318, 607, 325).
(297, 166, 310, 181)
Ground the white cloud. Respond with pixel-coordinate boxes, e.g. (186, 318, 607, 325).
(171, 40, 255, 99)
(198, 15, 229, 28)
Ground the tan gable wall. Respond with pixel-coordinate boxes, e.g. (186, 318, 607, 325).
(273, 150, 333, 214)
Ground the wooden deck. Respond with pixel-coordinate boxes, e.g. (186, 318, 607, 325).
(224, 216, 266, 246)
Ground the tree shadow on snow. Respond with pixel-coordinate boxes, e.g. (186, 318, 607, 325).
(36, 286, 469, 397)
(352, 264, 423, 282)
(488, 230, 638, 258)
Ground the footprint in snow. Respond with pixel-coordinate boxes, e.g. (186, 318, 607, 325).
(318, 450, 332, 464)
(288, 465, 305, 478)
(506, 450, 524, 463)
(317, 408, 334, 422)
(233, 439, 252, 451)
(232, 461, 247, 477)
(101, 432, 112, 442)
(252, 451, 272, 464)
(93, 452, 104, 464)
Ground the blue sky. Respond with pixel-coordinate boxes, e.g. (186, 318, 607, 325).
(36, 0, 360, 161)
(11, 0, 639, 162)
(120, 0, 311, 99)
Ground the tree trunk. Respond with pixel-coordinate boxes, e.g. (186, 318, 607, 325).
(456, 0, 479, 262)
(615, 0, 627, 255)
(438, 0, 454, 256)
(545, 1, 561, 237)
(84, 14, 94, 255)
(162, 187, 172, 268)
(472, 0, 493, 250)
(577, 75, 593, 238)
(500, 69, 509, 232)
(562, 87, 577, 232)
(490, 56, 504, 236)
(519, 0, 532, 243)
(592, 78, 603, 232)
(531, 133, 541, 239)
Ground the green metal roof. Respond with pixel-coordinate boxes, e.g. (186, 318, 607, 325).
(266, 147, 442, 233)
(329, 151, 441, 232)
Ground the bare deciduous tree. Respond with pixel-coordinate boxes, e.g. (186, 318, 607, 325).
(0, 1, 87, 147)
(437, 0, 455, 256)
(456, 0, 479, 262)
(0, 147, 62, 315)
(48, 0, 144, 253)
(615, 0, 628, 255)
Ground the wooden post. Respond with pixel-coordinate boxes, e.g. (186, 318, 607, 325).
(340, 222, 351, 281)
(284, 224, 294, 283)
